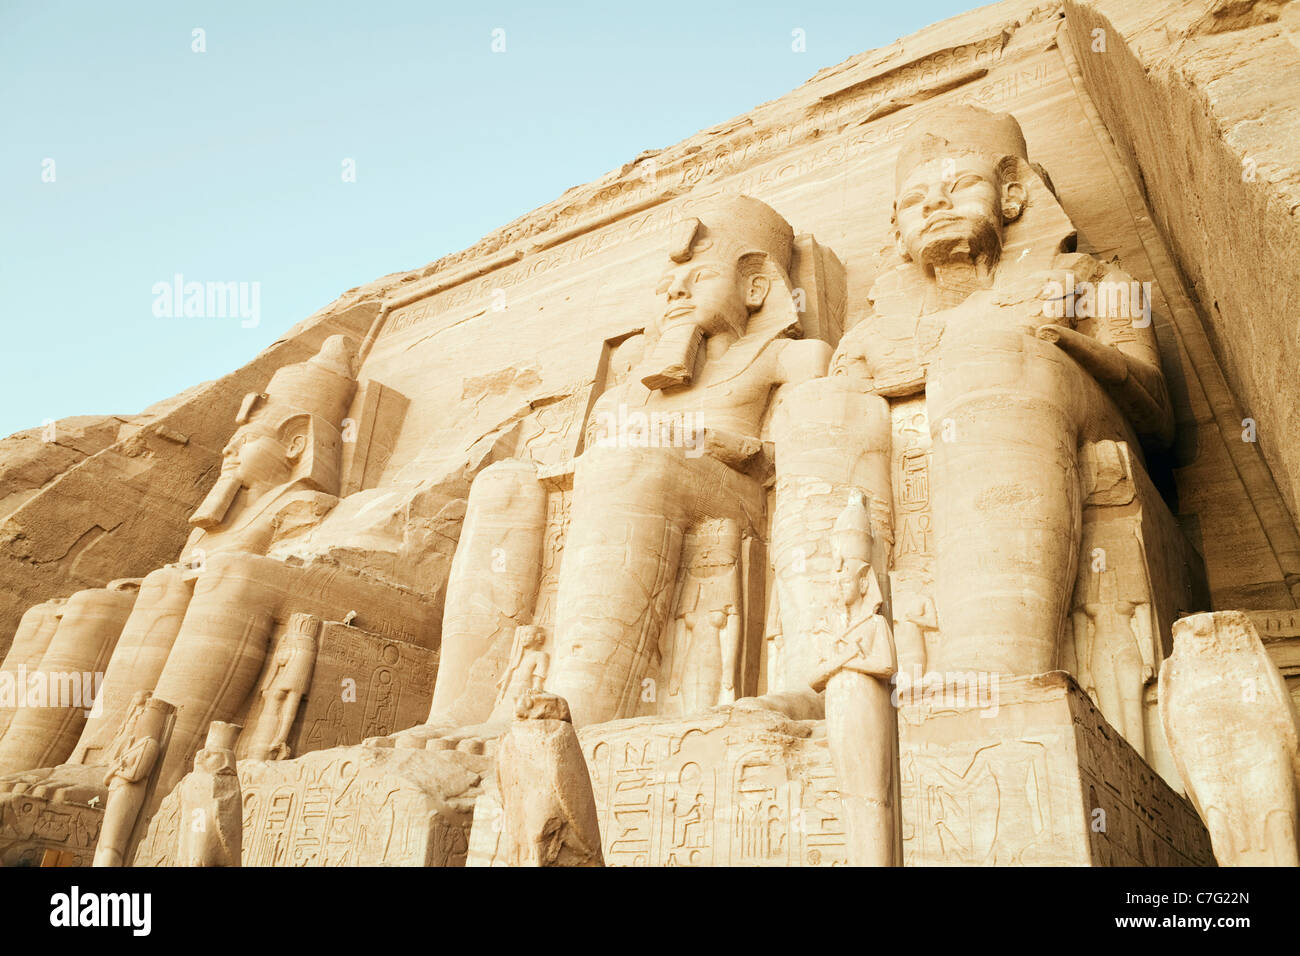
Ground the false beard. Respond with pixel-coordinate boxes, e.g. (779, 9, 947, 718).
(918, 217, 1001, 278)
(640, 322, 705, 391)
(189, 474, 242, 530)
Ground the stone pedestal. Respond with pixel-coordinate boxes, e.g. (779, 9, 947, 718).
(466, 671, 1213, 866)
(899, 671, 1212, 866)
(134, 745, 487, 867)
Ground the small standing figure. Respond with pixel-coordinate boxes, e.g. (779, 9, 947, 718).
(177, 721, 243, 867)
(891, 583, 936, 676)
(667, 518, 744, 714)
(249, 613, 320, 761)
(495, 690, 604, 867)
(93, 696, 176, 867)
(102, 690, 152, 767)
(809, 491, 899, 867)
(494, 625, 550, 712)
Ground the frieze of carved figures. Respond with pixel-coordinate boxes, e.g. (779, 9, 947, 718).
(1161, 611, 1300, 866)
(495, 691, 603, 866)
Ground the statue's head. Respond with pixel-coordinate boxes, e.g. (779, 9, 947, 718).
(655, 195, 792, 340)
(286, 612, 322, 647)
(892, 105, 1032, 273)
(134, 696, 176, 741)
(515, 624, 546, 650)
(193, 336, 357, 529)
(641, 196, 794, 390)
(194, 720, 240, 775)
(830, 491, 880, 612)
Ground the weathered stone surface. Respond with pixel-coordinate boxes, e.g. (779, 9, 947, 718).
(466, 673, 1210, 866)
(135, 744, 486, 866)
(1161, 611, 1300, 866)
(2, 0, 1298, 869)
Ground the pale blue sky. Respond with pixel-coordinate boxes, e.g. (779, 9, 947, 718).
(0, 0, 976, 439)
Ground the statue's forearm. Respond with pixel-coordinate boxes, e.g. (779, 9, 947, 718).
(1036, 324, 1174, 446)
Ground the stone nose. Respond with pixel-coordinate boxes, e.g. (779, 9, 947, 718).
(666, 272, 691, 299)
(922, 183, 952, 218)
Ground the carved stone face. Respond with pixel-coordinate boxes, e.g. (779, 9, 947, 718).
(652, 252, 760, 340)
(834, 557, 872, 610)
(220, 417, 304, 489)
(894, 154, 1003, 269)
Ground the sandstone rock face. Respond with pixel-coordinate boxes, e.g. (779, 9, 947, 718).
(2, 0, 1298, 868)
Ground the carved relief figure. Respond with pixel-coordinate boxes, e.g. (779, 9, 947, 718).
(665, 518, 744, 714)
(809, 492, 899, 867)
(493, 625, 550, 714)
(93, 696, 175, 867)
(248, 614, 321, 761)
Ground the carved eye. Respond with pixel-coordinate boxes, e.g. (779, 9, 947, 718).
(951, 174, 984, 191)
(898, 190, 925, 210)
(693, 267, 718, 282)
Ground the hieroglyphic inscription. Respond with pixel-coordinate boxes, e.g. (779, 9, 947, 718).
(135, 747, 484, 867)
(580, 712, 846, 867)
(236, 622, 437, 760)
(0, 795, 99, 867)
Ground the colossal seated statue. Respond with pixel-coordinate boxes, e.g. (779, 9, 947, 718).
(0, 337, 439, 859)
(829, 105, 1197, 713)
(381, 194, 837, 749)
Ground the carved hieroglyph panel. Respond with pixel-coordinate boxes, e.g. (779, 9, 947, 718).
(135, 746, 487, 867)
(890, 395, 932, 583)
(467, 675, 1210, 867)
(0, 794, 100, 867)
(582, 711, 844, 867)
(235, 621, 438, 761)
(899, 672, 1214, 866)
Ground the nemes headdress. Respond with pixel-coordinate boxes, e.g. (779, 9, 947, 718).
(895, 105, 1030, 190)
(668, 194, 795, 275)
(240, 334, 357, 430)
(237, 334, 358, 494)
